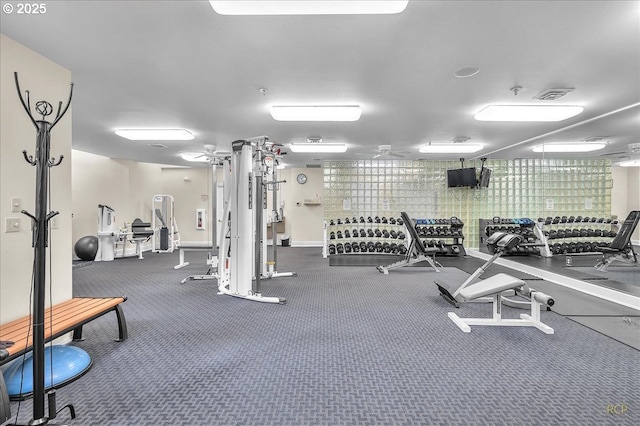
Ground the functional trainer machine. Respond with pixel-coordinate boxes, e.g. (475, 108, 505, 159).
(377, 211, 442, 274)
(180, 146, 225, 281)
(216, 137, 288, 303)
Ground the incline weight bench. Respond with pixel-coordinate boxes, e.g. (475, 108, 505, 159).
(594, 210, 639, 271)
(377, 212, 441, 274)
(448, 273, 555, 334)
(435, 232, 522, 307)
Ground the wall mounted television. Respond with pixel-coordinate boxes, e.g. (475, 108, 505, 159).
(479, 168, 492, 188)
(447, 167, 477, 188)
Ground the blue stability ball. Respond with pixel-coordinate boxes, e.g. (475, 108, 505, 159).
(74, 235, 98, 261)
(2, 345, 92, 399)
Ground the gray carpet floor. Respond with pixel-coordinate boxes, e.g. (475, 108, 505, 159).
(4, 248, 640, 425)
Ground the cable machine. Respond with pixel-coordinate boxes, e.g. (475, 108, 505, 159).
(264, 152, 296, 279)
(217, 137, 287, 304)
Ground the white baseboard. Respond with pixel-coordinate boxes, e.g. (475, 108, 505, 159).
(291, 241, 323, 247)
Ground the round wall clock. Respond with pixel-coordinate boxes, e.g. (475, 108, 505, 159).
(297, 173, 307, 184)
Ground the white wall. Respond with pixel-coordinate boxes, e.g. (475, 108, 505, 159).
(612, 166, 640, 242)
(71, 150, 165, 257)
(160, 167, 214, 244)
(288, 168, 325, 246)
(1, 34, 73, 322)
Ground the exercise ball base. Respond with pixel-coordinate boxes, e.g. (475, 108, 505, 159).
(2, 346, 92, 401)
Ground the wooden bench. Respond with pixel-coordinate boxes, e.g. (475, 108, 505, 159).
(0, 297, 128, 366)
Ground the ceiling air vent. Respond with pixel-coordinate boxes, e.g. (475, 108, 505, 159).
(148, 143, 168, 149)
(306, 164, 322, 168)
(451, 137, 470, 144)
(533, 88, 574, 101)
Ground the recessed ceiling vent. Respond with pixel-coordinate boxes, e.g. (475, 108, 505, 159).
(584, 136, 608, 143)
(629, 143, 640, 154)
(148, 143, 168, 149)
(534, 88, 574, 101)
(451, 137, 470, 144)
(306, 164, 322, 168)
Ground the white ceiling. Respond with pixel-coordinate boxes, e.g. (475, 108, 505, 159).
(2, 1, 639, 168)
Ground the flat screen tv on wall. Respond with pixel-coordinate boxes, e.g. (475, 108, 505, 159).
(479, 168, 491, 188)
(447, 167, 477, 188)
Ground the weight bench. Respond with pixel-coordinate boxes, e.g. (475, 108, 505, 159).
(0, 297, 128, 366)
(448, 273, 555, 334)
(435, 232, 522, 307)
(594, 210, 639, 271)
(377, 211, 441, 274)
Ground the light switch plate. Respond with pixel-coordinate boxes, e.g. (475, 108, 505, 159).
(11, 197, 21, 212)
(5, 217, 21, 233)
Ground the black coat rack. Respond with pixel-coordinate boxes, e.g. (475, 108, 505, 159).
(14, 72, 73, 425)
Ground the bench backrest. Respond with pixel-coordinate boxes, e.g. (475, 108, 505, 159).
(609, 210, 640, 250)
(400, 212, 429, 255)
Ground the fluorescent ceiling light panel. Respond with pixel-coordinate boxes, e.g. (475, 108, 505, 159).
(419, 143, 484, 154)
(532, 143, 607, 153)
(290, 143, 348, 153)
(474, 105, 584, 122)
(181, 152, 209, 162)
(115, 129, 194, 140)
(210, 1, 408, 15)
(270, 105, 361, 121)
(618, 159, 640, 167)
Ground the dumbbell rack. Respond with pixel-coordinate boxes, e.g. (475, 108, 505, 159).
(535, 216, 619, 257)
(479, 217, 544, 256)
(413, 217, 466, 257)
(322, 216, 408, 262)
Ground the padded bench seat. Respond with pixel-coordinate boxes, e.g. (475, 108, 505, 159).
(459, 273, 525, 300)
(0, 296, 127, 365)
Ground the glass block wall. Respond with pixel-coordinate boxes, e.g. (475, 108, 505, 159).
(323, 159, 612, 249)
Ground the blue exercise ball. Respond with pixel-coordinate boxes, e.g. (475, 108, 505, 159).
(74, 235, 98, 261)
(2, 345, 92, 399)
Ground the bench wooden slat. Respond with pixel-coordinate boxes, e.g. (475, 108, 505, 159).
(0, 296, 127, 364)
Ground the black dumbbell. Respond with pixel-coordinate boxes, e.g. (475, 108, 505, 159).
(397, 218, 404, 226)
(330, 232, 336, 240)
(375, 229, 382, 237)
(344, 217, 350, 224)
(344, 230, 351, 238)
(336, 231, 343, 239)
(352, 242, 360, 252)
(329, 244, 336, 255)
(389, 218, 396, 225)
(344, 243, 352, 253)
